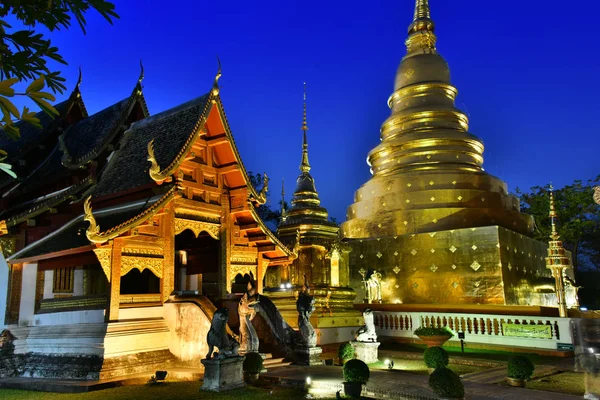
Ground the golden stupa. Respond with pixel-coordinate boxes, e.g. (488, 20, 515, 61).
(265, 84, 362, 334)
(341, 0, 558, 306)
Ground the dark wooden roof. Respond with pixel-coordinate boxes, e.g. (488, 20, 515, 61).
(92, 94, 209, 198)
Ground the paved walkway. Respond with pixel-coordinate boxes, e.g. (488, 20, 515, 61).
(263, 365, 581, 400)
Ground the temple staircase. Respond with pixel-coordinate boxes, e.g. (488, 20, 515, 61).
(262, 353, 292, 370)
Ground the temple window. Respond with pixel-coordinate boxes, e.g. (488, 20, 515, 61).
(53, 267, 74, 294)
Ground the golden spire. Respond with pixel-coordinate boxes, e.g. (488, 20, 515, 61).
(406, 0, 436, 52)
(280, 178, 286, 222)
(549, 184, 559, 240)
(300, 82, 311, 173)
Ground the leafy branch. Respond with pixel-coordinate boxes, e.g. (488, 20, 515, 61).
(0, 1, 118, 178)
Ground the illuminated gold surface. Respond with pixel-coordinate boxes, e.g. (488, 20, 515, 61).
(347, 225, 555, 305)
(341, 0, 534, 240)
(338, 1, 558, 306)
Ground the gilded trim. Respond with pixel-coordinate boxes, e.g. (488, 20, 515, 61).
(246, 200, 296, 259)
(84, 185, 179, 244)
(146, 99, 212, 183)
(121, 255, 163, 278)
(93, 247, 112, 282)
(174, 218, 220, 240)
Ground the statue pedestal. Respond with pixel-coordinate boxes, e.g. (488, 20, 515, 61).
(351, 341, 380, 364)
(200, 356, 246, 392)
(294, 346, 323, 366)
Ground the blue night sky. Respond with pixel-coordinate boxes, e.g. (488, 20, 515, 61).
(15, 0, 600, 222)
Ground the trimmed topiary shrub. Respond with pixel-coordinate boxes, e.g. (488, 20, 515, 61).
(338, 342, 355, 361)
(343, 359, 370, 384)
(243, 352, 264, 374)
(424, 346, 449, 368)
(507, 355, 534, 380)
(414, 326, 454, 337)
(428, 367, 464, 398)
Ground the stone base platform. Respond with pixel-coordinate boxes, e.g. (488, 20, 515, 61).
(201, 356, 246, 392)
(293, 346, 323, 366)
(351, 341, 380, 364)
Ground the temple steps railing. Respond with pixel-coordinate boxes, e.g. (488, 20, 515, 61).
(373, 310, 575, 350)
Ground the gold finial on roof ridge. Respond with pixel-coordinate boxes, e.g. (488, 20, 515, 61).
(138, 60, 144, 85)
(76, 66, 83, 89)
(300, 82, 311, 173)
(212, 56, 222, 96)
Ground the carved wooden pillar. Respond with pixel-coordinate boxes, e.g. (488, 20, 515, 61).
(161, 206, 175, 302)
(106, 240, 122, 322)
(219, 194, 231, 298)
(256, 254, 268, 294)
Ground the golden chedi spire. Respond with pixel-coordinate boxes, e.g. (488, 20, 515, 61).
(341, 0, 534, 239)
(300, 82, 311, 173)
(278, 83, 337, 244)
(545, 185, 571, 317)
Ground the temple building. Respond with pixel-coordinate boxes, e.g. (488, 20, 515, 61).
(340, 0, 574, 307)
(0, 67, 302, 379)
(265, 84, 361, 343)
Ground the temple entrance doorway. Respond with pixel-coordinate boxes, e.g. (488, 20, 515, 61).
(174, 229, 220, 301)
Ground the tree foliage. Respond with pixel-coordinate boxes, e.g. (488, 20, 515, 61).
(247, 171, 285, 230)
(0, 1, 118, 177)
(515, 176, 600, 271)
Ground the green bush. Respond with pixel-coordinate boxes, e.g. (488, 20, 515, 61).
(338, 342, 355, 360)
(428, 367, 464, 398)
(414, 326, 454, 337)
(343, 359, 370, 384)
(507, 355, 534, 380)
(424, 346, 449, 368)
(243, 352, 264, 374)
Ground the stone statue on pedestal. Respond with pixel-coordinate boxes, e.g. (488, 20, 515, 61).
(354, 308, 377, 343)
(206, 308, 239, 359)
(238, 281, 259, 354)
(351, 308, 380, 364)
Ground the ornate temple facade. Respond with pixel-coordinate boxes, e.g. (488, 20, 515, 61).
(0, 68, 303, 379)
(265, 85, 361, 342)
(340, 0, 571, 307)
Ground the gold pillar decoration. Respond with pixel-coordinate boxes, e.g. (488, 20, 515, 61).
(93, 247, 112, 282)
(161, 206, 175, 303)
(220, 194, 232, 297)
(545, 185, 570, 317)
(106, 240, 123, 322)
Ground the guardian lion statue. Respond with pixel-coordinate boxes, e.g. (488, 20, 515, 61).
(206, 308, 239, 359)
(354, 308, 378, 343)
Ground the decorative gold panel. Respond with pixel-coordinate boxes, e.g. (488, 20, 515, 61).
(174, 218, 219, 239)
(93, 248, 112, 282)
(121, 256, 164, 278)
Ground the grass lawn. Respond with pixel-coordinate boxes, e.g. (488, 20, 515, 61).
(527, 372, 585, 396)
(368, 359, 483, 376)
(379, 342, 560, 365)
(0, 383, 314, 400)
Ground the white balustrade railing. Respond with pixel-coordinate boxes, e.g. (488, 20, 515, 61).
(373, 311, 574, 350)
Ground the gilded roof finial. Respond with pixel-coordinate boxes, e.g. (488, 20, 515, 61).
(549, 184, 559, 241)
(76, 66, 83, 89)
(300, 82, 311, 173)
(212, 56, 222, 97)
(138, 60, 144, 85)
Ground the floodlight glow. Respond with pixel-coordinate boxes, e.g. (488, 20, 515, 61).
(286, 283, 292, 289)
(280, 284, 285, 289)
(306, 376, 312, 385)
(581, 307, 588, 311)
(384, 359, 390, 365)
